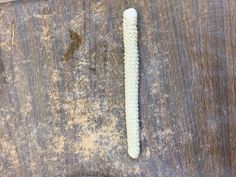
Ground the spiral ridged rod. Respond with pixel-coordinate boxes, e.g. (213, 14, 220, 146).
(123, 8, 140, 159)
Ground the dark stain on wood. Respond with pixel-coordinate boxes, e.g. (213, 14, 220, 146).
(0, 57, 6, 98)
(63, 30, 82, 61)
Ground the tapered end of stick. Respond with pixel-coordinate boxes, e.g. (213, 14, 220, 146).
(123, 8, 137, 18)
(128, 148, 140, 159)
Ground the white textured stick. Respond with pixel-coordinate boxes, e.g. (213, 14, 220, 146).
(0, 0, 17, 3)
(123, 8, 140, 159)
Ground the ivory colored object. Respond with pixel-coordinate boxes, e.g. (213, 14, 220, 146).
(123, 8, 140, 159)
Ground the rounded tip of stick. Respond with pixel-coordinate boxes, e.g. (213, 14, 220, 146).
(128, 148, 139, 159)
(123, 8, 137, 18)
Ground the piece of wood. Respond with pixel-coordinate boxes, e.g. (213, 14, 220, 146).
(0, 0, 235, 177)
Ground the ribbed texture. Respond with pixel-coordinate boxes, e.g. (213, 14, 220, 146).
(123, 8, 140, 159)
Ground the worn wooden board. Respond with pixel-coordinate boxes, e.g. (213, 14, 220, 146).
(0, 0, 235, 176)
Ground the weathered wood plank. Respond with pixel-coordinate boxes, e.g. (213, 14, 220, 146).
(0, 0, 235, 176)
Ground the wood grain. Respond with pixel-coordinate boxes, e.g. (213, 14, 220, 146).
(0, 0, 235, 177)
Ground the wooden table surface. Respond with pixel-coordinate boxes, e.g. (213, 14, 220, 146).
(0, 0, 235, 177)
